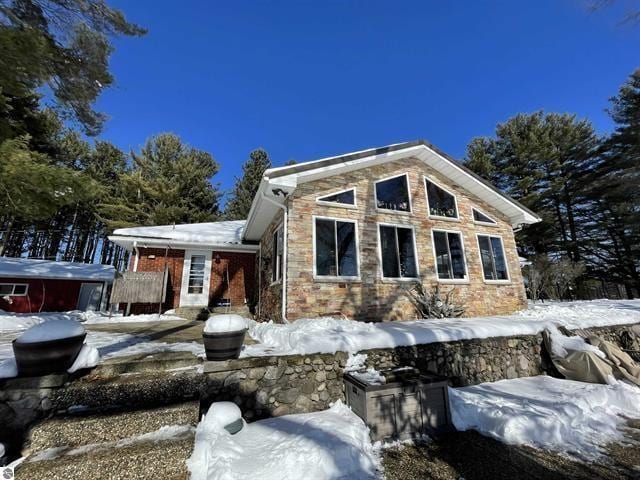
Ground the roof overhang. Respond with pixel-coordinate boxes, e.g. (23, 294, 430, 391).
(242, 140, 541, 241)
(108, 235, 259, 253)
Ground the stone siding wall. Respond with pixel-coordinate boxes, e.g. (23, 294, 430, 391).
(257, 210, 285, 321)
(285, 156, 527, 321)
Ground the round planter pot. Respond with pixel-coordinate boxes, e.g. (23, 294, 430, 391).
(203, 329, 247, 361)
(12, 333, 87, 377)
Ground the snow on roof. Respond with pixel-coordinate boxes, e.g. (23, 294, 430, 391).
(110, 220, 248, 248)
(0, 257, 115, 281)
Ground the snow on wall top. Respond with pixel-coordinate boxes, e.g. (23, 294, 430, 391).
(0, 257, 115, 281)
(112, 220, 246, 246)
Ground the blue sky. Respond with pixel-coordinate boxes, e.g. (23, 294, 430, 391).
(98, 1, 639, 205)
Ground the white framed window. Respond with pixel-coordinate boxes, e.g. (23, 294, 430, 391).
(271, 225, 284, 284)
(477, 234, 510, 282)
(472, 207, 497, 226)
(0, 283, 28, 296)
(187, 254, 206, 294)
(374, 173, 412, 213)
(313, 216, 359, 279)
(377, 223, 419, 280)
(425, 177, 459, 220)
(431, 229, 468, 282)
(316, 188, 357, 209)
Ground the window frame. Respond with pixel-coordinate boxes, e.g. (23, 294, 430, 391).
(476, 233, 511, 284)
(471, 207, 498, 226)
(271, 223, 284, 285)
(430, 228, 469, 283)
(0, 283, 29, 296)
(376, 222, 420, 282)
(315, 187, 357, 209)
(312, 215, 360, 281)
(424, 176, 460, 222)
(373, 172, 413, 215)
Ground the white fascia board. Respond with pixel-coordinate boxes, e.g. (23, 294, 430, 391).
(107, 235, 258, 253)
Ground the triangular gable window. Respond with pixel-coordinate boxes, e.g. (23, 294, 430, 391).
(317, 188, 355, 206)
(472, 208, 497, 225)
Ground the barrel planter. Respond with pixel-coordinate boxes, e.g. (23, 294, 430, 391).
(203, 329, 247, 360)
(203, 314, 249, 361)
(13, 333, 86, 376)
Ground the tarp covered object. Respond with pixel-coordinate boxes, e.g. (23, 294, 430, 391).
(110, 271, 166, 304)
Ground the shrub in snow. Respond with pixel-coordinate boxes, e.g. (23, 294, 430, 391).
(204, 314, 248, 334)
(15, 319, 85, 343)
(405, 283, 465, 319)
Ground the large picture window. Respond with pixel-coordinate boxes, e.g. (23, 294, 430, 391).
(477, 235, 509, 281)
(378, 224, 418, 279)
(432, 230, 467, 280)
(425, 179, 458, 219)
(314, 218, 358, 278)
(375, 174, 411, 212)
(272, 226, 284, 283)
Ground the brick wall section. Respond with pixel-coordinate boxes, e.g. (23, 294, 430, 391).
(284, 156, 527, 321)
(257, 211, 285, 321)
(130, 248, 255, 313)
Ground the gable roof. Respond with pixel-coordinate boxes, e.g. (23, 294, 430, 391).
(0, 257, 115, 282)
(109, 220, 258, 252)
(243, 140, 541, 241)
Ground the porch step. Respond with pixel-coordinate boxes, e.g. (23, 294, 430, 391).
(25, 401, 200, 455)
(94, 351, 203, 376)
(16, 427, 194, 480)
(175, 305, 252, 320)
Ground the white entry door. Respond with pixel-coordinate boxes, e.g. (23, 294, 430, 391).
(179, 250, 212, 307)
(77, 283, 104, 311)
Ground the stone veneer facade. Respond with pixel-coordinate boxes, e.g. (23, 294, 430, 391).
(258, 156, 527, 322)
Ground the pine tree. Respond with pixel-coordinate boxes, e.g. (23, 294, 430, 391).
(224, 148, 271, 220)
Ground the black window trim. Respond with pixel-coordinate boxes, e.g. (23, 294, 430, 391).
(431, 228, 469, 283)
(424, 176, 460, 221)
(373, 172, 413, 215)
(377, 222, 420, 281)
(312, 215, 360, 281)
(476, 233, 511, 283)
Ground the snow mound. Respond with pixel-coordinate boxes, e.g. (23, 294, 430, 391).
(67, 344, 100, 373)
(0, 358, 17, 379)
(187, 401, 379, 480)
(204, 402, 243, 429)
(204, 315, 248, 333)
(449, 376, 640, 459)
(80, 311, 186, 324)
(16, 319, 85, 343)
(546, 324, 605, 359)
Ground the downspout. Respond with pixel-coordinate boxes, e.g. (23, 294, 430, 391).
(133, 241, 140, 272)
(261, 192, 289, 323)
(257, 242, 262, 319)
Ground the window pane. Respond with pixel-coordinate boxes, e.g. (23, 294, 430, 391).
(448, 232, 466, 279)
(376, 175, 410, 212)
(13, 285, 27, 295)
(0, 285, 13, 295)
(272, 230, 280, 282)
(478, 235, 495, 280)
(337, 221, 357, 276)
(490, 237, 508, 280)
(473, 208, 495, 224)
(319, 189, 355, 205)
(315, 219, 337, 276)
(380, 226, 400, 278)
(397, 227, 417, 278)
(426, 180, 457, 218)
(433, 231, 451, 279)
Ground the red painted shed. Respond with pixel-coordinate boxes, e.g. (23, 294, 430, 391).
(0, 258, 115, 313)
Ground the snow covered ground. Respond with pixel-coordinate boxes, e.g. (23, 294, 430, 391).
(187, 401, 379, 480)
(449, 375, 640, 460)
(243, 299, 640, 357)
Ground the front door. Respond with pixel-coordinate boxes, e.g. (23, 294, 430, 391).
(77, 283, 103, 311)
(179, 250, 212, 307)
